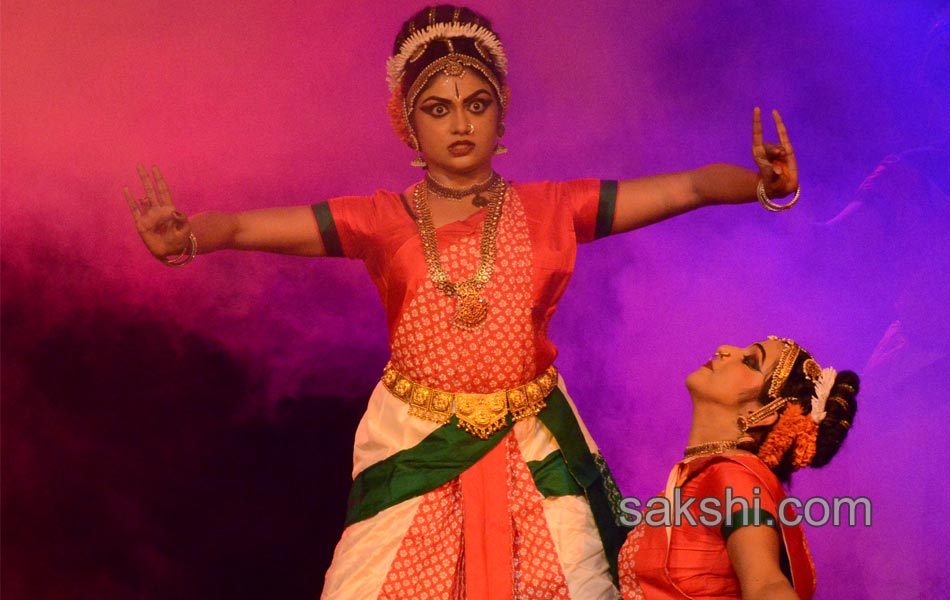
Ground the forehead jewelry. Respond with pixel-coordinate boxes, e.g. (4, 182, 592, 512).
(767, 337, 800, 400)
(737, 337, 799, 438)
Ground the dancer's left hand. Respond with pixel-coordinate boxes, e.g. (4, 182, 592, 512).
(752, 107, 798, 197)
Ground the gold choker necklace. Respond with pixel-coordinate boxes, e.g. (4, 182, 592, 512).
(412, 176, 507, 329)
(425, 172, 500, 207)
(683, 440, 738, 459)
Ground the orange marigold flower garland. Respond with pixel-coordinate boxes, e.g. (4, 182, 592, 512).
(388, 88, 413, 147)
(757, 403, 819, 470)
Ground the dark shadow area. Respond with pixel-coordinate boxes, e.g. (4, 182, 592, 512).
(2, 260, 364, 599)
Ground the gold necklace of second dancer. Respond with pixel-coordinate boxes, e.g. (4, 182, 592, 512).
(412, 175, 507, 330)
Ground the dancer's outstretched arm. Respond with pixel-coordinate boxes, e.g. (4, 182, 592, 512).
(611, 107, 799, 233)
(125, 164, 327, 260)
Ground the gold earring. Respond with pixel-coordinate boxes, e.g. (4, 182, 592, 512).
(408, 133, 426, 167)
(736, 397, 788, 445)
(493, 143, 508, 155)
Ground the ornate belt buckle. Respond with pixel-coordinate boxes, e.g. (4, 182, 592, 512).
(456, 392, 508, 439)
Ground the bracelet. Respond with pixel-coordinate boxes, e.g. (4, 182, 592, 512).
(162, 233, 198, 267)
(757, 180, 800, 212)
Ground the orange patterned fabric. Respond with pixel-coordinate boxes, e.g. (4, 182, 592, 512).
(618, 525, 647, 600)
(377, 480, 465, 599)
(377, 432, 572, 599)
(322, 179, 607, 393)
(390, 187, 535, 392)
(618, 455, 815, 600)
(320, 179, 612, 597)
(506, 434, 572, 599)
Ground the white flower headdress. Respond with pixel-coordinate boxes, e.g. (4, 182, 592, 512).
(386, 22, 508, 93)
(809, 366, 837, 424)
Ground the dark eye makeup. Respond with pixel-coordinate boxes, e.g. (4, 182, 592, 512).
(743, 354, 761, 371)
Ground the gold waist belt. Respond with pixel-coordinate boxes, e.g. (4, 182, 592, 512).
(380, 363, 559, 439)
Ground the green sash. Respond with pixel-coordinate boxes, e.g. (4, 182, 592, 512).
(344, 388, 629, 582)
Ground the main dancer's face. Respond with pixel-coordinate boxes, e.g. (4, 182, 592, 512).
(685, 339, 784, 405)
(411, 68, 500, 179)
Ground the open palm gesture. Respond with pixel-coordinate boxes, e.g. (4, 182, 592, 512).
(125, 165, 192, 260)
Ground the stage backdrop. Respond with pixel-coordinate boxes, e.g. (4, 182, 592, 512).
(3, 1, 948, 598)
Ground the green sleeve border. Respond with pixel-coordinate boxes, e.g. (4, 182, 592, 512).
(721, 507, 780, 541)
(594, 180, 618, 240)
(311, 201, 344, 257)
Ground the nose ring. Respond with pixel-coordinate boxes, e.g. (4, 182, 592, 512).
(466, 123, 475, 135)
(715, 351, 731, 359)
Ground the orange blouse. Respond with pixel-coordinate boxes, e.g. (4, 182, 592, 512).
(619, 455, 816, 600)
(312, 179, 617, 393)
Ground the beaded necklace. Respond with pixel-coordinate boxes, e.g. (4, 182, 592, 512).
(425, 171, 500, 207)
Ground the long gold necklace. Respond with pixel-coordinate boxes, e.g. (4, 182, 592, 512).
(412, 176, 507, 330)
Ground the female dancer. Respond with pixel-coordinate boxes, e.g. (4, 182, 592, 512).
(126, 6, 800, 599)
(619, 337, 858, 600)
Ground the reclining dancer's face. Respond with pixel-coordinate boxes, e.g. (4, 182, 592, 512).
(686, 338, 784, 407)
(411, 67, 500, 182)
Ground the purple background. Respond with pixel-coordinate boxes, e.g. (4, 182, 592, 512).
(3, 1, 948, 598)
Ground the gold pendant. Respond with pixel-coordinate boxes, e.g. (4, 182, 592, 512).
(453, 285, 489, 329)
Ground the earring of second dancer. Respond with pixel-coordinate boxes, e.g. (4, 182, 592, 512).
(409, 133, 427, 168)
(494, 122, 508, 155)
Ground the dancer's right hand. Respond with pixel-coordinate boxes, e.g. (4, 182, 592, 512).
(125, 164, 193, 260)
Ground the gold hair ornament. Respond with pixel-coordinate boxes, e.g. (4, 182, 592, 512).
(767, 336, 800, 399)
(802, 358, 822, 383)
(828, 396, 850, 411)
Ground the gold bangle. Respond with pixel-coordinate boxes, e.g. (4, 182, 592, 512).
(162, 233, 198, 267)
(757, 180, 800, 212)
(828, 396, 850, 411)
